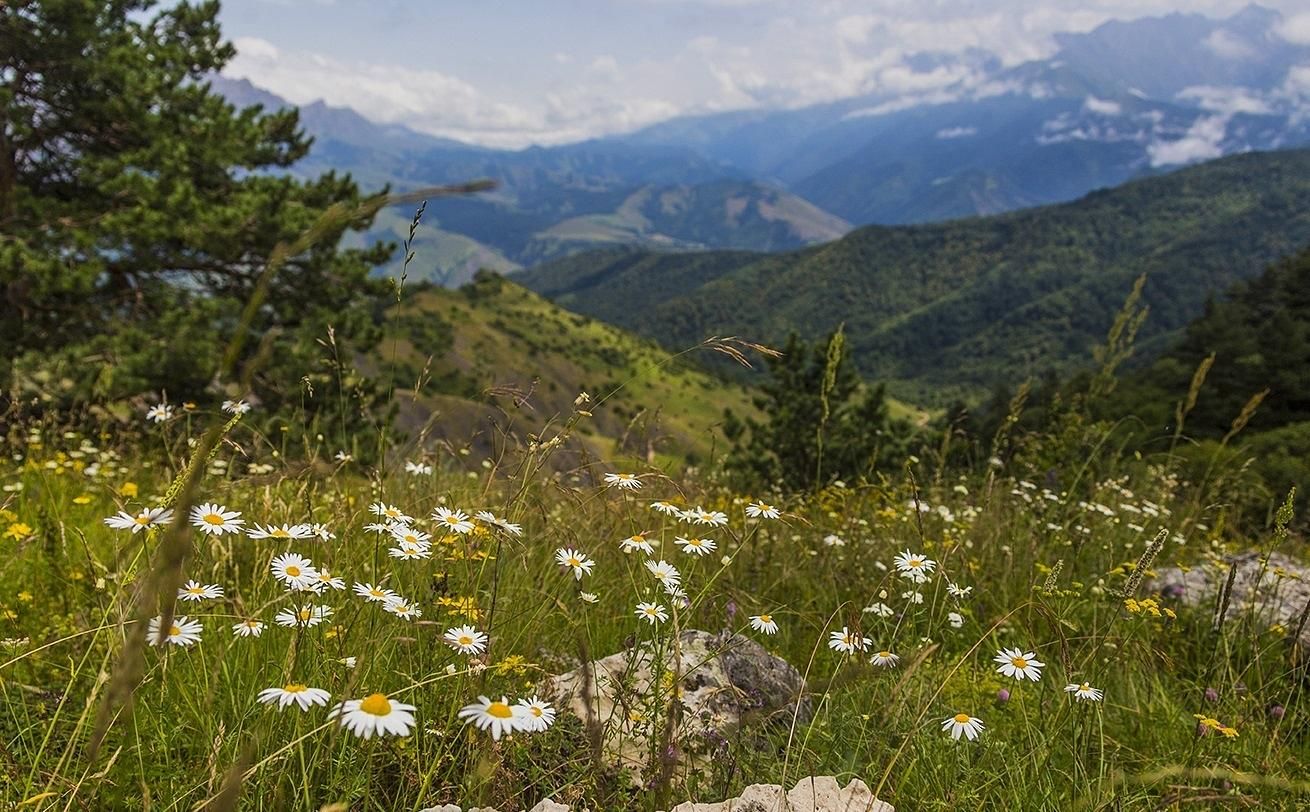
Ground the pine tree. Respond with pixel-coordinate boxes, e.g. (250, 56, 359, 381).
(1, 0, 392, 405)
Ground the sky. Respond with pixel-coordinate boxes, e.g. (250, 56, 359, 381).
(217, 0, 1310, 148)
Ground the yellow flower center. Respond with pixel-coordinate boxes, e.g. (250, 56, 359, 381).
(385, 509, 400, 517)
(285, 566, 300, 577)
(284, 683, 307, 693)
(272, 528, 290, 538)
(203, 513, 224, 526)
(169, 625, 181, 637)
(759, 614, 771, 623)
(244, 620, 259, 628)
(879, 651, 891, 658)
(298, 609, 312, 621)
(134, 515, 151, 525)
(371, 589, 385, 597)
(486, 701, 514, 719)
(359, 693, 392, 716)
(530, 706, 543, 717)
(458, 635, 472, 646)
(1011, 657, 1028, 669)
(953, 713, 971, 724)
(1080, 683, 1090, 691)
(186, 587, 202, 594)
(909, 559, 922, 568)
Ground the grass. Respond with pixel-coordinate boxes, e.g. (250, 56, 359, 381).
(2, 384, 1308, 810)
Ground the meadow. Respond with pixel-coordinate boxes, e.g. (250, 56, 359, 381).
(2, 374, 1308, 811)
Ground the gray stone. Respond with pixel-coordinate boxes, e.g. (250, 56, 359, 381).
(667, 776, 893, 812)
(544, 629, 811, 777)
(527, 801, 572, 812)
(1149, 551, 1310, 651)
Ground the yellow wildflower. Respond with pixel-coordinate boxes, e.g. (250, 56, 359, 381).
(118, 482, 138, 498)
(4, 523, 32, 540)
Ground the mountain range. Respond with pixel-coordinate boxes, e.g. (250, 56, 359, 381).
(215, 4, 1310, 285)
(517, 149, 1310, 405)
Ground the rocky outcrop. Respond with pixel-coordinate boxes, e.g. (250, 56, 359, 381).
(671, 776, 893, 812)
(1149, 551, 1310, 648)
(418, 777, 893, 812)
(543, 629, 812, 777)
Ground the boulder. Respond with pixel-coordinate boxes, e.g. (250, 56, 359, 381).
(1149, 551, 1310, 648)
(544, 629, 811, 777)
(668, 776, 893, 812)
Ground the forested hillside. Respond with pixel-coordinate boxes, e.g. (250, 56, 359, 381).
(520, 149, 1310, 404)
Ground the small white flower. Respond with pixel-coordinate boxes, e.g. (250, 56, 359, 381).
(404, 461, 432, 476)
(947, 611, 964, 629)
(687, 507, 728, 527)
(221, 399, 252, 415)
(604, 472, 643, 490)
(863, 602, 895, 618)
(1065, 682, 1103, 702)
(869, 650, 900, 668)
(384, 598, 422, 620)
(749, 614, 779, 635)
(331, 693, 417, 739)
(147, 615, 203, 647)
(994, 647, 1044, 682)
(635, 601, 668, 625)
(514, 695, 556, 732)
(618, 532, 655, 555)
(431, 507, 474, 534)
(444, 625, 487, 654)
(650, 501, 683, 516)
(177, 580, 223, 602)
(475, 511, 522, 536)
(104, 507, 174, 534)
(354, 582, 397, 603)
(275, 604, 332, 627)
(745, 501, 780, 519)
(457, 695, 524, 740)
(258, 684, 329, 711)
(189, 502, 244, 536)
(145, 403, 174, 424)
(828, 626, 869, 654)
(247, 523, 313, 541)
(942, 713, 984, 741)
(231, 619, 266, 637)
(555, 548, 595, 580)
(675, 536, 716, 556)
(579, 592, 599, 604)
(270, 553, 319, 591)
(369, 503, 413, 524)
(644, 559, 681, 588)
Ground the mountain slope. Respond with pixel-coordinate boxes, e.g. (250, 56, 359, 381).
(518, 150, 1310, 404)
(371, 274, 758, 466)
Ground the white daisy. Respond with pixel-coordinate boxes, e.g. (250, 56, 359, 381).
(309, 523, 334, 542)
(189, 502, 244, 536)
(388, 543, 432, 560)
(457, 695, 524, 740)
(749, 614, 779, 635)
(993, 647, 1045, 682)
(443, 625, 487, 654)
(331, 693, 416, 738)
(270, 553, 319, 591)
(388, 525, 432, 546)
(942, 712, 984, 741)
(948, 611, 965, 629)
(514, 695, 556, 732)
(247, 523, 313, 541)
(1065, 682, 1103, 702)
(688, 507, 728, 527)
(675, 536, 716, 556)
(644, 559, 681, 588)
(103, 507, 174, 533)
(635, 601, 668, 625)
(221, 399, 252, 415)
(869, 650, 900, 668)
(177, 580, 223, 602)
(475, 511, 522, 536)
(145, 403, 174, 423)
(650, 501, 683, 516)
(579, 592, 599, 604)
(828, 626, 870, 654)
(353, 582, 397, 603)
(384, 598, 422, 620)
(604, 472, 643, 490)
(232, 619, 266, 637)
(618, 532, 655, 555)
(311, 570, 346, 592)
(369, 503, 413, 525)
(147, 615, 202, 647)
(863, 602, 895, 618)
(893, 550, 936, 579)
(404, 461, 432, 476)
(274, 604, 332, 628)
(946, 581, 973, 599)
(257, 684, 329, 711)
(555, 548, 595, 580)
(431, 507, 474, 535)
(744, 501, 781, 519)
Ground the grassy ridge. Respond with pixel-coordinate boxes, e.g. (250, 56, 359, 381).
(518, 150, 1310, 405)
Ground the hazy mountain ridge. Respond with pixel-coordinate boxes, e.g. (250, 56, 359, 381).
(517, 150, 1310, 405)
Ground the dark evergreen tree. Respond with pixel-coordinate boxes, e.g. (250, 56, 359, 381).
(1, 0, 392, 409)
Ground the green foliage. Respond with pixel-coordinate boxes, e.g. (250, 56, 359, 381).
(1, 0, 392, 425)
(520, 150, 1310, 404)
(725, 330, 905, 490)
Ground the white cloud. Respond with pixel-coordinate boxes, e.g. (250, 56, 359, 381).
(1177, 85, 1273, 115)
(1203, 29, 1256, 60)
(1147, 115, 1229, 166)
(936, 125, 978, 139)
(1275, 13, 1310, 45)
(1083, 96, 1122, 116)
